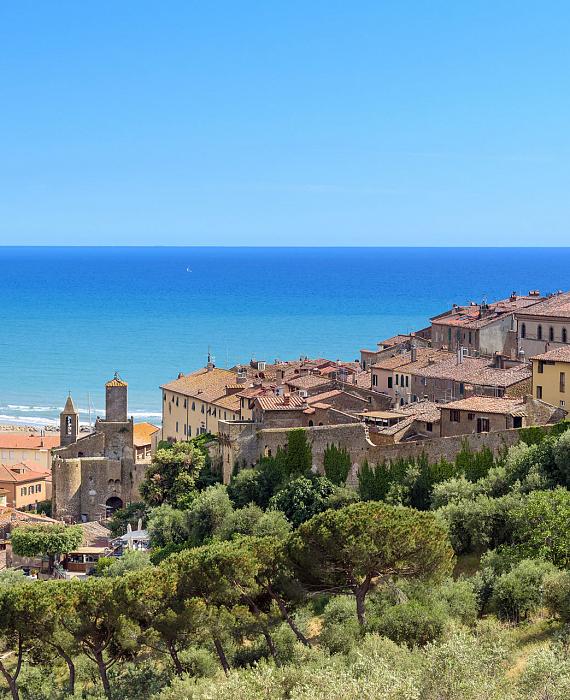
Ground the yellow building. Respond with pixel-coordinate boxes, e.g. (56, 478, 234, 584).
(531, 346, 570, 408)
(160, 364, 242, 442)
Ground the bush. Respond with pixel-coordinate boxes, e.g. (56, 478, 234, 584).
(323, 444, 352, 486)
(227, 469, 263, 508)
(543, 570, 570, 622)
(186, 484, 234, 545)
(490, 559, 556, 622)
(147, 504, 188, 548)
(553, 429, 570, 486)
(430, 476, 479, 509)
(373, 600, 448, 647)
(269, 475, 336, 527)
(436, 578, 479, 627)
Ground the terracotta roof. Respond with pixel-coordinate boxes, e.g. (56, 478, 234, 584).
(133, 422, 160, 447)
(531, 346, 570, 362)
(106, 374, 127, 387)
(432, 295, 544, 330)
(372, 348, 449, 372)
(516, 291, 570, 319)
(414, 355, 531, 387)
(0, 463, 51, 483)
(375, 401, 441, 436)
(0, 507, 57, 526)
(378, 334, 414, 347)
(287, 375, 332, 390)
(255, 394, 306, 411)
(214, 394, 241, 412)
(0, 434, 60, 450)
(442, 396, 525, 415)
(79, 521, 111, 547)
(237, 386, 272, 399)
(161, 367, 236, 402)
(306, 390, 343, 404)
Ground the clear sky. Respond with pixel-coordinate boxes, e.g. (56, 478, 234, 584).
(1, 2, 569, 246)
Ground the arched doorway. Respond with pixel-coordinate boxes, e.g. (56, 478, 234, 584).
(105, 496, 123, 516)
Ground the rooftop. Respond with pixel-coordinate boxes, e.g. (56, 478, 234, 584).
(255, 394, 306, 411)
(0, 434, 60, 450)
(372, 348, 449, 372)
(516, 291, 570, 319)
(133, 422, 160, 447)
(414, 355, 531, 387)
(531, 345, 570, 363)
(442, 396, 526, 415)
(287, 374, 333, 390)
(161, 367, 236, 402)
(0, 462, 52, 483)
(432, 294, 544, 329)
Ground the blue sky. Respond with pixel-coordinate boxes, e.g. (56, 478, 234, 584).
(1, 2, 569, 246)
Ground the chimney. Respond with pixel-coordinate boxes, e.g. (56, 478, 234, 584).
(510, 291, 517, 302)
(411, 344, 417, 363)
(283, 393, 290, 406)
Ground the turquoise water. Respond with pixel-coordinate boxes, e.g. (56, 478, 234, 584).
(0, 247, 569, 427)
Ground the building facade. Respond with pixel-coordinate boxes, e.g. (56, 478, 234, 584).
(531, 345, 570, 408)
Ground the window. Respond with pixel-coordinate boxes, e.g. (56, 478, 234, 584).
(396, 374, 399, 385)
(224, 411, 227, 420)
(36, 484, 41, 493)
(388, 376, 393, 388)
(426, 422, 433, 432)
(521, 323, 526, 338)
(459, 383, 465, 395)
(175, 421, 179, 432)
(537, 325, 543, 340)
(563, 328, 568, 343)
(176, 396, 179, 406)
(560, 400, 566, 408)
(538, 361, 544, 374)
(450, 410, 461, 423)
(468, 331, 472, 344)
(184, 399, 187, 409)
(477, 418, 490, 433)
(192, 402, 195, 411)
(372, 374, 378, 387)
(561, 372, 566, 393)
(405, 375, 409, 387)
(212, 408, 216, 417)
(550, 327, 555, 342)
(183, 424, 186, 435)
(201, 405, 204, 413)
(21, 487, 26, 496)
(536, 385, 543, 399)
(467, 413, 475, 420)
(188, 426, 192, 437)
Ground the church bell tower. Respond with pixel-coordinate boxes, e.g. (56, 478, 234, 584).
(60, 394, 79, 446)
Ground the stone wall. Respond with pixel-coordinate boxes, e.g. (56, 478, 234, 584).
(219, 419, 527, 486)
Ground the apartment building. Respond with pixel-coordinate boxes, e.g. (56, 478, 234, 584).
(517, 291, 570, 357)
(531, 345, 570, 408)
(0, 462, 52, 509)
(0, 433, 60, 472)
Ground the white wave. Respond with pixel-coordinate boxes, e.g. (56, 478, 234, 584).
(0, 414, 59, 426)
(6, 405, 57, 412)
(131, 412, 162, 418)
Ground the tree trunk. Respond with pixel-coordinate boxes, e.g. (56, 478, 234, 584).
(167, 642, 184, 675)
(48, 554, 55, 574)
(268, 588, 310, 646)
(355, 588, 367, 626)
(54, 646, 76, 695)
(262, 627, 278, 661)
(213, 636, 230, 675)
(0, 667, 19, 700)
(94, 651, 112, 699)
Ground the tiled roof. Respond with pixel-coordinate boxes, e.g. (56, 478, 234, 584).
(414, 355, 531, 387)
(375, 401, 441, 436)
(306, 390, 343, 404)
(161, 367, 236, 402)
(372, 348, 449, 372)
(287, 374, 332, 390)
(0, 507, 57, 526)
(214, 394, 241, 412)
(106, 374, 127, 387)
(378, 334, 414, 347)
(0, 434, 60, 450)
(531, 346, 570, 362)
(432, 296, 543, 330)
(516, 291, 570, 319)
(133, 422, 160, 447)
(255, 394, 306, 411)
(442, 396, 525, 415)
(0, 462, 51, 483)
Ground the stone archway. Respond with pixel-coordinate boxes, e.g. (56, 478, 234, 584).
(105, 496, 123, 515)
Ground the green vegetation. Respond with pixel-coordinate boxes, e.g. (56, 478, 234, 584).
(2, 426, 570, 699)
(10, 523, 83, 573)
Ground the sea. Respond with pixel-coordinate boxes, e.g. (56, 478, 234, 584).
(0, 247, 569, 429)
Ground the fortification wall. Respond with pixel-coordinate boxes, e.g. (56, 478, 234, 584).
(52, 457, 83, 520)
(223, 421, 529, 486)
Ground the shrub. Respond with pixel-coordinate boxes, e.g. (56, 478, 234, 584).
(323, 444, 352, 486)
(269, 475, 336, 527)
(227, 469, 263, 508)
(430, 476, 479, 509)
(553, 429, 570, 486)
(147, 503, 188, 548)
(436, 578, 479, 627)
(186, 484, 234, 545)
(374, 600, 448, 647)
(543, 570, 570, 622)
(490, 559, 556, 622)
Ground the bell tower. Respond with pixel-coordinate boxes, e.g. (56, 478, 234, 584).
(105, 373, 128, 422)
(60, 394, 79, 446)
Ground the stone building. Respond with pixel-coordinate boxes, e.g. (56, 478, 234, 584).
(52, 375, 147, 523)
(517, 291, 570, 357)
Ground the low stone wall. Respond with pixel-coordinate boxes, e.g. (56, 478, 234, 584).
(224, 421, 528, 486)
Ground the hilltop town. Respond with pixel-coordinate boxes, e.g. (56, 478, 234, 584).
(1, 288, 570, 700)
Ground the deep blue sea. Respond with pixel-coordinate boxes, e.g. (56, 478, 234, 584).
(0, 247, 569, 428)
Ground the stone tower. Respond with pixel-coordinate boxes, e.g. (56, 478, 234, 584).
(60, 394, 79, 446)
(105, 373, 128, 421)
